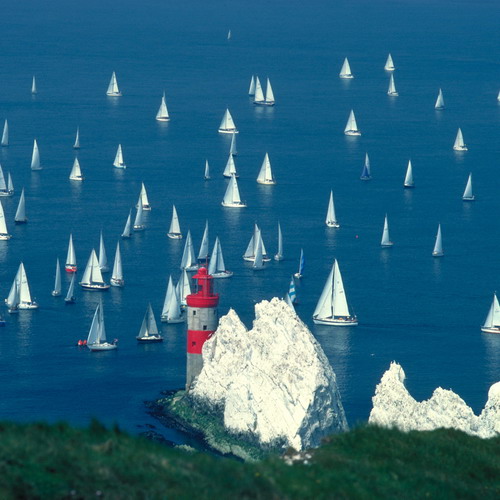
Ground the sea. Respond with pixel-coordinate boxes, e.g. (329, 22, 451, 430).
(0, 0, 498, 444)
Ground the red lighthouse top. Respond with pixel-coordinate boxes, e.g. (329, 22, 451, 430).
(186, 267, 219, 308)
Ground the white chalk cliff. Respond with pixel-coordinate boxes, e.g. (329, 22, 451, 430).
(369, 362, 500, 438)
(190, 298, 348, 451)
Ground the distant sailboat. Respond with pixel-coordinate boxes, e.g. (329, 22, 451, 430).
(80, 249, 110, 290)
(64, 273, 76, 304)
(0, 165, 11, 196)
(73, 127, 80, 149)
(0, 199, 11, 239)
(65, 234, 77, 272)
(344, 110, 361, 136)
(360, 153, 371, 180)
(180, 230, 197, 270)
(253, 77, 275, 106)
(69, 158, 84, 181)
(14, 188, 27, 224)
(98, 232, 109, 272)
(137, 303, 163, 342)
(294, 248, 305, 279)
(339, 57, 354, 79)
(31, 76, 37, 95)
(263, 77, 275, 106)
(387, 74, 398, 96)
(31, 139, 42, 170)
(156, 92, 170, 121)
(326, 190, 340, 228)
(227, 29, 231, 40)
(313, 259, 357, 326)
(1, 120, 8, 147)
(106, 71, 121, 96)
(110, 241, 124, 287)
(167, 205, 182, 239)
(243, 224, 270, 262)
(52, 258, 62, 296)
(462, 173, 474, 201)
(384, 53, 395, 71)
(137, 182, 151, 210)
(161, 276, 184, 323)
(453, 128, 467, 151)
(218, 108, 238, 134)
(248, 75, 256, 96)
(204, 160, 211, 180)
(176, 268, 192, 308)
(113, 144, 126, 168)
(435, 88, 445, 110)
(133, 203, 145, 231)
(481, 293, 500, 334)
(221, 174, 246, 208)
(229, 132, 238, 156)
(87, 300, 117, 351)
(198, 221, 209, 263)
(253, 76, 264, 103)
(381, 214, 394, 247)
(252, 229, 265, 271)
(288, 276, 297, 304)
(223, 153, 238, 178)
(121, 210, 132, 238)
(403, 160, 414, 188)
(432, 224, 444, 257)
(7, 173, 14, 195)
(274, 222, 284, 261)
(256, 153, 276, 184)
(208, 237, 233, 278)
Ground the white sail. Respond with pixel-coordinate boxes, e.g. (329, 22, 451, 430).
(176, 269, 192, 306)
(208, 237, 231, 277)
(253, 76, 265, 102)
(198, 221, 209, 261)
(221, 174, 246, 207)
(52, 258, 62, 296)
(81, 249, 105, 286)
(113, 144, 126, 168)
(121, 210, 132, 238)
(15, 188, 27, 223)
(462, 173, 474, 201)
(73, 127, 80, 149)
(6, 273, 19, 309)
(87, 301, 106, 345)
(384, 53, 395, 71)
(482, 294, 500, 331)
(98, 232, 108, 272)
(344, 110, 360, 135)
(133, 203, 144, 230)
(204, 160, 211, 180)
(66, 234, 76, 268)
(326, 190, 339, 227)
(243, 224, 269, 262)
(168, 205, 182, 238)
(31, 76, 37, 94)
(381, 214, 393, 247)
(0, 199, 9, 238)
(435, 88, 445, 109)
(31, 139, 42, 170)
(223, 153, 238, 178)
(180, 230, 197, 269)
(139, 304, 160, 338)
(229, 132, 238, 156)
(387, 74, 398, 96)
(218, 109, 238, 134)
(111, 241, 123, 282)
(432, 224, 444, 257)
(404, 160, 414, 187)
(156, 92, 170, 121)
(106, 71, 121, 96)
(339, 57, 353, 78)
(0, 165, 7, 192)
(65, 273, 76, 302)
(248, 75, 256, 96)
(274, 222, 284, 261)
(265, 78, 275, 104)
(7, 173, 13, 194)
(1, 119, 8, 147)
(256, 153, 276, 185)
(252, 229, 264, 270)
(18, 263, 36, 308)
(360, 153, 371, 180)
(453, 128, 467, 151)
(137, 182, 151, 210)
(69, 158, 83, 181)
(161, 276, 183, 322)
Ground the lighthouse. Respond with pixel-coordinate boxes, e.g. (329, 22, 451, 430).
(185, 267, 219, 390)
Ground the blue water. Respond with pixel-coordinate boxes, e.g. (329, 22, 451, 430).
(0, 0, 498, 440)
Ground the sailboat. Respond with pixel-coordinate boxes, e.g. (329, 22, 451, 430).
(133, 203, 145, 231)
(87, 300, 117, 351)
(98, 232, 109, 272)
(339, 57, 354, 79)
(288, 276, 297, 304)
(113, 144, 126, 168)
(252, 229, 265, 271)
(180, 230, 198, 271)
(137, 303, 163, 342)
(218, 108, 238, 134)
(432, 224, 444, 257)
(243, 224, 271, 262)
(223, 153, 238, 178)
(69, 158, 84, 181)
(6, 279, 19, 313)
(403, 160, 414, 188)
(313, 259, 357, 326)
(156, 92, 170, 121)
(167, 205, 182, 239)
(344, 110, 361, 136)
(435, 88, 445, 110)
(7, 173, 14, 195)
(10, 263, 38, 309)
(227, 29, 231, 40)
(453, 128, 467, 151)
(387, 74, 398, 96)
(462, 173, 474, 201)
(0, 165, 10, 196)
(110, 241, 124, 287)
(65, 274, 76, 304)
(294, 249, 305, 279)
(121, 210, 132, 238)
(384, 53, 395, 71)
(52, 258, 62, 296)
(360, 153, 371, 180)
(204, 160, 211, 180)
(79, 249, 110, 290)
(208, 237, 233, 278)
(31, 139, 42, 170)
(325, 190, 340, 228)
(198, 221, 209, 263)
(253, 76, 264, 103)
(65, 234, 77, 272)
(1, 120, 8, 147)
(136, 182, 151, 210)
(264, 78, 275, 106)
(161, 276, 185, 323)
(106, 71, 121, 96)
(31, 76, 37, 95)
(229, 132, 238, 156)
(253, 77, 275, 106)
(274, 222, 284, 261)
(14, 188, 27, 224)
(481, 293, 500, 334)
(256, 153, 276, 184)
(73, 127, 80, 149)
(176, 269, 192, 308)
(248, 75, 256, 96)
(0, 200, 11, 239)
(381, 214, 394, 247)
(221, 174, 247, 208)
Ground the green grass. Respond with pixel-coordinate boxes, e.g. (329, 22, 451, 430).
(0, 420, 498, 499)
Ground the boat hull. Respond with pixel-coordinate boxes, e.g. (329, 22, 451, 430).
(432, 252, 444, 257)
(51, 291, 61, 297)
(313, 316, 358, 326)
(453, 146, 468, 151)
(462, 196, 475, 201)
(156, 117, 170, 122)
(256, 180, 276, 185)
(388, 92, 399, 96)
(160, 316, 185, 324)
(18, 302, 38, 310)
(0, 233, 12, 240)
(339, 75, 354, 79)
(381, 242, 394, 248)
(65, 265, 77, 273)
(481, 326, 500, 334)
(326, 221, 340, 228)
(113, 165, 127, 169)
(218, 128, 239, 134)
(243, 256, 272, 262)
(137, 336, 164, 342)
(133, 225, 145, 231)
(221, 202, 247, 208)
(110, 278, 124, 287)
(106, 92, 122, 97)
(404, 184, 415, 188)
(211, 271, 233, 279)
(344, 130, 361, 136)
(88, 343, 117, 351)
(79, 283, 110, 291)
(274, 254, 284, 261)
(293, 273, 303, 279)
(69, 176, 84, 181)
(253, 101, 275, 106)
(167, 233, 183, 239)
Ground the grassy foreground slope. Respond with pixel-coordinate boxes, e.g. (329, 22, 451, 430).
(0, 421, 498, 499)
